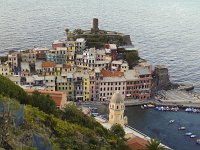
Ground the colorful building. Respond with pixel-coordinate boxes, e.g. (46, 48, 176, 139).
(42, 62, 56, 76)
(56, 76, 67, 91)
(99, 70, 126, 101)
(83, 74, 90, 101)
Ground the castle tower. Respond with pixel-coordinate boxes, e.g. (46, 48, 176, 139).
(91, 18, 99, 33)
(109, 91, 128, 126)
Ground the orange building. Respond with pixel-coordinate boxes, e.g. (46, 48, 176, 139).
(26, 89, 67, 109)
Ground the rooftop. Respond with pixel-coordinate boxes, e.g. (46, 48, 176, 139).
(124, 70, 139, 80)
(135, 66, 150, 75)
(127, 136, 148, 150)
(25, 89, 66, 108)
(110, 91, 124, 103)
(42, 61, 56, 68)
(102, 76, 126, 82)
(76, 38, 85, 43)
(101, 70, 124, 77)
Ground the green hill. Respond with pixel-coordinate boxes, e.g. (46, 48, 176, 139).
(0, 75, 130, 150)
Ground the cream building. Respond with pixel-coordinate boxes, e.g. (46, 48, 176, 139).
(108, 91, 128, 126)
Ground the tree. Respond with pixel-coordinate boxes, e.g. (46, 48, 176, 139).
(65, 28, 69, 33)
(110, 124, 125, 138)
(145, 138, 167, 150)
(73, 29, 83, 35)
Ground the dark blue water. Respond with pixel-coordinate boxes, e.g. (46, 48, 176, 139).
(126, 107, 200, 150)
(1, 0, 200, 149)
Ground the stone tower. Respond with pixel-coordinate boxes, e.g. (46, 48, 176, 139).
(154, 65, 171, 90)
(91, 18, 99, 33)
(109, 91, 128, 126)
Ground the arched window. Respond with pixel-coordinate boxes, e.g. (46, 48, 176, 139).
(117, 105, 119, 109)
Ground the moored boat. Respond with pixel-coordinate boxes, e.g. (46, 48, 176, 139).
(196, 139, 200, 144)
(191, 135, 197, 138)
(178, 127, 186, 130)
(147, 104, 155, 108)
(185, 132, 192, 136)
(169, 120, 175, 123)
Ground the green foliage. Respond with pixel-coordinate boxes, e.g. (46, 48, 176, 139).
(110, 124, 125, 138)
(65, 28, 69, 33)
(146, 138, 167, 150)
(0, 75, 58, 115)
(62, 105, 106, 131)
(0, 76, 129, 149)
(0, 75, 28, 104)
(73, 29, 83, 35)
(0, 56, 8, 64)
(28, 91, 57, 115)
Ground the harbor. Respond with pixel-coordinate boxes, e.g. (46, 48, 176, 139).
(81, 102, 200, 150)
(126, 106, 200, 150)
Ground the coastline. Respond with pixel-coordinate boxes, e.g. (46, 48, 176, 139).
(94, 116, 172, 150)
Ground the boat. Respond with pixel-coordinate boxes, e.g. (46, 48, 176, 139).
(169, 120, 175, 123)
(178, 127, 186, 130)
(196, 139, 200, 144)
(141, 105, 148, 109)
(147, 104, 155, 108)
(191, 135, 197, 138)
(185, 132, 192, 136)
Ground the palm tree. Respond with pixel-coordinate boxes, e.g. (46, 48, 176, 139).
(145, 138, 167, 150)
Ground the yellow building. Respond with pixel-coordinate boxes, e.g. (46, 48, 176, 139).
(66, 41, 76, 65)
(83, 75, 90, 101)
(56, 76, 67, 91)
(54, 64, 62, 76)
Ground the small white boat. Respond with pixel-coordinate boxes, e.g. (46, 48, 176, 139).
(185, 132, 192, 136)
(169, 120, 175, 123)
(190, 135, 197, 138)
(196, 139, 200, 144)
(178, 127, 186, 130)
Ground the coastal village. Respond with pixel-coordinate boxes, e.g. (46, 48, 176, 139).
(0, 18, 157, 109)
(1, 18, 199, 149)
(0, 18, 172, 149)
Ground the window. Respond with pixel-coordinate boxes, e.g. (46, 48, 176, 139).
(117, 106, 118, 109)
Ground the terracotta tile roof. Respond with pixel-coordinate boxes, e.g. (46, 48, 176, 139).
(42, 62, 56, 68)
(63, 64, 72, 69)
(127, 136, 148, 150)
(25, 89, 64, 107)
(52, 96, 62, 107)
(101, 70, 124, 77)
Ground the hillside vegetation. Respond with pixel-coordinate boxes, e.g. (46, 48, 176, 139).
(0, 75, 130, 149)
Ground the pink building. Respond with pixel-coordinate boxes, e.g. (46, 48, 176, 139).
(124, 67, 152, 100)
(99, 70, 126, 101)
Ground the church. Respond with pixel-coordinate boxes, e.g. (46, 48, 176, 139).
(109, 91, 128, 126)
